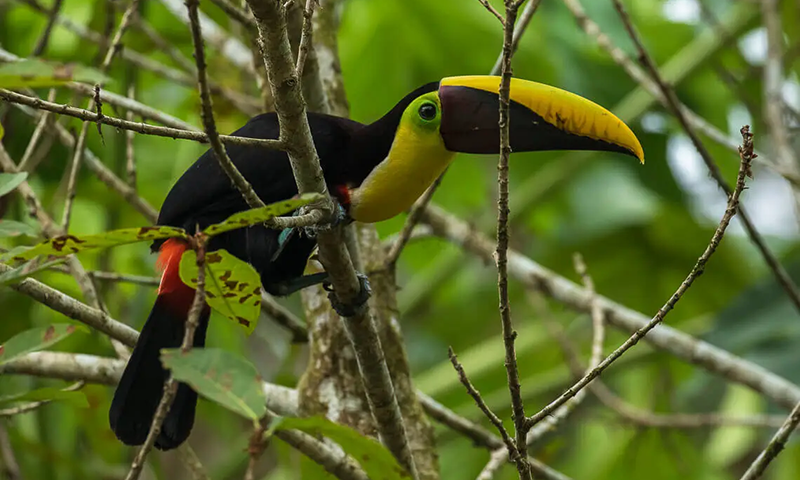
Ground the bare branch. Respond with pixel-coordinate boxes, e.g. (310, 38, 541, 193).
(0, 264, 139, 346)
(0, 382, 84, 417)
(295, 0, 317, 77)
(245, 1, 417, 475)
(489, 0, 541, 75)
(0, 88, 283, 150)
(522, 127, 753, 430)
(448, 348, 516, 456)
(185, 0, 267, 211)
(610, 0, 800, 319)
(477, 0, 505, 25)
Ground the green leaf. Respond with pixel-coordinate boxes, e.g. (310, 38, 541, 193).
(0, 59, 108, 88)
(1, 226, 188, 263)
(0, 172, 28, 197)
(0, 120, 4, 141)
(0, 324, 87, 366)
(179, 249, 261, 335)
(271, 416, 410, 480)
(161, 347, 265, 420)
(0, 387, 88, 408)
(0, 259, 66, 286)
(202, 193, 325, 237)
(0, 220, 38, 238)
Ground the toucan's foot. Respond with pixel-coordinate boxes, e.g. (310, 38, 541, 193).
(302, 202, 350, 238)
(268, 272, 330, 297)
(323, 273, 371, 317)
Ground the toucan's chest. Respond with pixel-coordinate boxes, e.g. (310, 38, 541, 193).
(345, 124, 454, 223)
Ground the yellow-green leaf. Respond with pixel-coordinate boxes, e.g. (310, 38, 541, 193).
(270, 416, 410, 480)
(179, 249, 261, 335)
(0, 387, 88, 408)
(161, 347, 265, 421)
(0, 59, 108, 89)
(0, 220, 38, 238)
(0, 120, 4, 141)
(0, 259, 66, 286)
(1, 226, 188, 263)
(202, 193, 325, 237)
(0, 324, 87, 366)
(0, 172, 27, 197)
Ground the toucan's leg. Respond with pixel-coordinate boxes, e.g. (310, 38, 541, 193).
(323, 273, 372, 317)
(269, 271, 330, 296)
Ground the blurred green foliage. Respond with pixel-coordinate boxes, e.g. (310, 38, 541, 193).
(1, 0, 800, 478)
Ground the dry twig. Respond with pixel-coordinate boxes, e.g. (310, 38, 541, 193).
(610, 0, 800, 319)
(523, 126, 754, 430)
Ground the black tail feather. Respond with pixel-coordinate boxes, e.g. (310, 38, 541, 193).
(109, 297, 210, 450)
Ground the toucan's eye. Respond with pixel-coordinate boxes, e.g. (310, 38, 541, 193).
(418, 102, 437, 121)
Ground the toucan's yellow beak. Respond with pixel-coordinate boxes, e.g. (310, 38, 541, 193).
(438, 75, 644, 164)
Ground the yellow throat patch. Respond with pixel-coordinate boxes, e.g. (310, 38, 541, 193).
(348, 92, 455, 223)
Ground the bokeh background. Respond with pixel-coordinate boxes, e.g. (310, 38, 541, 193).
(1, 0, 800, 478)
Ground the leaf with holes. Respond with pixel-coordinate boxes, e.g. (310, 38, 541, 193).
(202, 193, 325, 237)
(0, 220, 38, 238)
(0, 59, 108, 88)
(269, 416, 410, 480)
(179, 249, 261, 335)
(0, 259, 66, 286)
(1, 226, 188, 263)
(0, 324, 87, 366)
(161, 347, 265, 421)
(0, 172, 27, 197)
(0, 387, 88, 408)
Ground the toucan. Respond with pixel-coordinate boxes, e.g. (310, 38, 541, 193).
(109, 75, 644, 450)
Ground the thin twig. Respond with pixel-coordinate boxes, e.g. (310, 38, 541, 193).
(209, 0, 258, 31)
(246, 1, 417, 476)
(610, 0, 800, 319)
(185, 0, 267, 211)
(387, 0, 541, 268)
(491, 1, 531, 478)
(0, 425, 21, 480)
(477, 0, 505, 25)
(760, 0, 798, 176)
(557, 0, 799, 187)
(489, 0, 541, 75)
(295, 0, 317, 77)
(740, 402, 800, 479)
(524, 255, 604, 446)
(11, 100, 159, 223)
(17, 88, 57, 172)
(523, 126, 754, 430)
(448, 348, 517, 457)
(124, 236, 207, 480)
(125, 84, 137, 187)
(61, 0, 141, 231)
(545, 311, 786, 430)
(421, 201, 800, 412)
(0, 89, 283, 150)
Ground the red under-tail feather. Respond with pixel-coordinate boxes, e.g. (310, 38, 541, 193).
(109, 239, 209, 450)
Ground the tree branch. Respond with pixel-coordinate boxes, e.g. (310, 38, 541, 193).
(244, 1, 417, 475)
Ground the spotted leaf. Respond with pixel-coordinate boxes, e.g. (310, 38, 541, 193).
(202, 193, 325, 237)
(179, 249, 261, 335)
(1, 226, 188, 263)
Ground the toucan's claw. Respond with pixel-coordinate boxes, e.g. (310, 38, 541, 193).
(303, 202, 350, 238)
(323, 273, 371, 317)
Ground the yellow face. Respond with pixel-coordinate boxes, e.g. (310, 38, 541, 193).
(348, 92, 455, 223)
